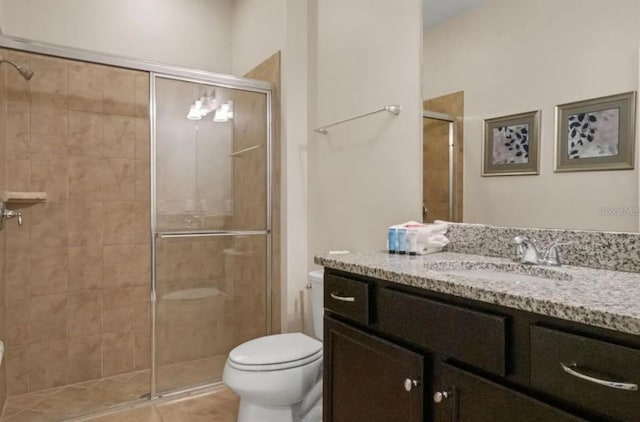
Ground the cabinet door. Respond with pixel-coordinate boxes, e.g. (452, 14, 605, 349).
(433, 363, 586, 422)
(324, 317, 424, 422)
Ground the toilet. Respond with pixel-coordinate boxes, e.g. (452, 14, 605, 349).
(223, 270, 324, 422)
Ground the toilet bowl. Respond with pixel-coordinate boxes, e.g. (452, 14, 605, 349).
(223, 270, 324, 422)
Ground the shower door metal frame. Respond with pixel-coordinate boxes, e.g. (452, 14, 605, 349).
(423, 110, 456, 222)
(150, 73, 273, 399)
(0, 34, 274, 406)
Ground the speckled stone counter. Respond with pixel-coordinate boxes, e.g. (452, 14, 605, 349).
(445, 222, 640, 273)
(315, 251, 640, 336)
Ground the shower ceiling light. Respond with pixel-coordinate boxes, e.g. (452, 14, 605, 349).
(213, 101, 234, 123)
(213, 108, 228, 122)
(199, 96, 219, 115)
(187, 103, 202, 120)
(222, 100, 234, 118)
(186, 93, 220, 120)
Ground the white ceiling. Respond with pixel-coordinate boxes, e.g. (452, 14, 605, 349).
(423, 0, 486, 29)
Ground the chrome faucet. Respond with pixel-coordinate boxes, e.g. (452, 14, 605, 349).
(0, 201, 23, 230)
(512, 236, 570, 266)
(512, 236, 540, 265)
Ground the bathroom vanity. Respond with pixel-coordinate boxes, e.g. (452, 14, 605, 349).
(316, 251, 640, 422)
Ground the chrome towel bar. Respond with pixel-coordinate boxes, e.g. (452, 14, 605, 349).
(314, 104, 401, 134)
(230, 144, 263, 156)
(156, 229, 268, 239)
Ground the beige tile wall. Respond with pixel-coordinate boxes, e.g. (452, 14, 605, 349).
(155, 235, 266, 374)
(156, 238, 233, 370)
(1, 49, 151, 394)
(243, 53, 281, 334)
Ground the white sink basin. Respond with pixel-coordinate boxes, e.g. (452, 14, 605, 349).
(425, 261, 573, 283)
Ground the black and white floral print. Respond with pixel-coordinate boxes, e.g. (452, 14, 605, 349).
(492, 124, 529, 165)
(568, 108, 619, 159)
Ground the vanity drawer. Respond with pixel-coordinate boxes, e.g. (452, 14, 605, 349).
(324, 274, 371, 325)
(377, 288, 507, 376)
(530, 325, 640, 421)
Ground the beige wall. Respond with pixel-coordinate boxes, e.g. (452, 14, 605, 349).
(231, 0, 286, 77)
(308, 0, 423, 258)
(0, 0, 233, 73)
(282, 0, 312, 333)
(423, 0, 640, 232)
(1, 50, 151, 394)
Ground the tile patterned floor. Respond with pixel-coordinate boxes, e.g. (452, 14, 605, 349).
(85, 388, 239, 422)
(0, 356, 229, 422)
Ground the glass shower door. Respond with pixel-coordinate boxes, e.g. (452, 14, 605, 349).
(152, 75, 270, 394)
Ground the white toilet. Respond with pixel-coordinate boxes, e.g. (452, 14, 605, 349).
(223, 270, 324, 422)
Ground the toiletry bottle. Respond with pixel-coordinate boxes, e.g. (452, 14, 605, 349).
(408, 229, 418, 256)
(397, 228, 407, 255)
(388, 228, 397, 254)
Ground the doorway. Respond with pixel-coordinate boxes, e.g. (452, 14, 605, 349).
(423, 91, 464, 223)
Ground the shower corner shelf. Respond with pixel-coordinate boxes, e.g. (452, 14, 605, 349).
(1, 191, 47, 204)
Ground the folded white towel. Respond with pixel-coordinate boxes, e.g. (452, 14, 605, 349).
(390, 221, 450, 255)
(417, 233, 449, 255)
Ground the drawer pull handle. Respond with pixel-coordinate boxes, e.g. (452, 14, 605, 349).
(404, 378, 420, 392)
(330, 292, 355, 302)
(433, 390, 451, 403)
(560, 363, 638, 391)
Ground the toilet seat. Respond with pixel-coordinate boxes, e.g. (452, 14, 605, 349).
(228, 333, 322, 372)
(228, 349, 322, 372)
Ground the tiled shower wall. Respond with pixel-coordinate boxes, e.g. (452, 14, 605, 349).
(243, 52, 281, 333)
(155, 236, 266, 370)
(0, 49, 151, 394)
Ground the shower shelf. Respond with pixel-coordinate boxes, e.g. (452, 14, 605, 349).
(0, 191, 47, 204)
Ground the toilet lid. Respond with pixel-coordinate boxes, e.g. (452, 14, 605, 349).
(229, 333, 322, 368)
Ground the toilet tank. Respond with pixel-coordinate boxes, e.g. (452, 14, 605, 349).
(308, 270, 324, 340)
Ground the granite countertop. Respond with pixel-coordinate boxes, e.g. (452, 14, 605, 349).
(314, 251, 640, 336)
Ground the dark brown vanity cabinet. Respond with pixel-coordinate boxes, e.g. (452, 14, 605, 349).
(322, 269, 640, 422)
(432, 363, 585, 422)
(324, 317, 424, 422)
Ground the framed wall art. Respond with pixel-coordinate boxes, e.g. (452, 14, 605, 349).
(482, 110, 540, 176)
(555, 91, 636, 172)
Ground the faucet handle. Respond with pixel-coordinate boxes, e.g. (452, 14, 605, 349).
(512, 235, 539, 246)
(4, 209, 23, 226)
(512, 235, 528, 244)
(542, 241, 572, 266)
(512, 235, 540, 264)
(0, 201, 23, 229)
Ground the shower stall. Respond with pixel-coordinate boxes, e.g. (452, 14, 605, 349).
(0, 36, 273, 421)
